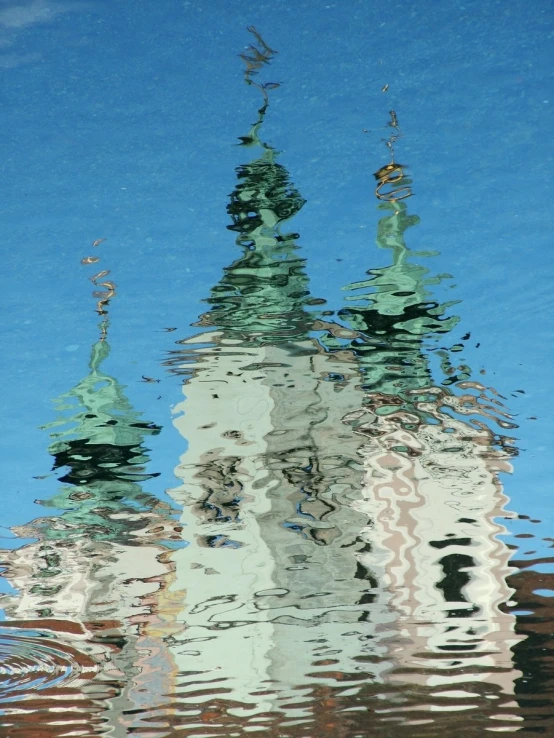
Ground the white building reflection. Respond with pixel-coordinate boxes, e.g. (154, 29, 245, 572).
(166, 93, 523, 733)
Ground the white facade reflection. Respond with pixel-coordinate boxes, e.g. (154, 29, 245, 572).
(165, 99, 523, 732)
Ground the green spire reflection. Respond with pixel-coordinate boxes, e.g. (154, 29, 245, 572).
(38, 326, 164, 542)
(197, 103, 317, 347)
(319, 189, 467, 421)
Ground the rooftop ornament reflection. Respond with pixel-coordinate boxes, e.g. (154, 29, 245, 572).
(373, 110, 412, 203)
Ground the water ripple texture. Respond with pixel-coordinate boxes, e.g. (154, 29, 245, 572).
(0, 627, 97, 700)
(1, 23, 553, 738)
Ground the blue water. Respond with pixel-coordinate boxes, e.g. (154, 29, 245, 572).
(1, 0, 553, 735)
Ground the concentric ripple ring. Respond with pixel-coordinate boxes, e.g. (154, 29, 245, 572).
(0, 625, 99, 702)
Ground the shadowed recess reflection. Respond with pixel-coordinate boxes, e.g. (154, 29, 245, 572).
(162, 29, 527, 737)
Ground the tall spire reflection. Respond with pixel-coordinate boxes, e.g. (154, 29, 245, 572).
(330, 192, 523, 699)
(301, 120, 524, 729)
(0, 245, 183, 736)
(167, 36, 366, 713)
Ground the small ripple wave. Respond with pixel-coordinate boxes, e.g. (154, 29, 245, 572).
(0, 624, 98, 702)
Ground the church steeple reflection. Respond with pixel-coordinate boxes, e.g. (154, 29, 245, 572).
(40, 326, 164, 545)
(0, 243, 183, 734)
(316, 118, 523, 718)
(167, 29, 373, 719)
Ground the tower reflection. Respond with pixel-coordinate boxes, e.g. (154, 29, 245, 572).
(0, 254, 183, 736)
(331, 192, 523, 708)
(165, 32, 524, 735)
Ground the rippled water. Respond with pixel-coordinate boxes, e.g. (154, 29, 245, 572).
(2, 4, 554, 737)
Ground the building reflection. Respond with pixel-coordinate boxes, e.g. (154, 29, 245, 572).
(0, 25, 546, 736)
(0, 300, 183, 734)
(165, 40, 524, 732)
(327, 193, 523, 713)
(166, 96, 374, 715)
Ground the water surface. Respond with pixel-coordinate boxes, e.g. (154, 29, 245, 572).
(1, 2, 553, 736)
